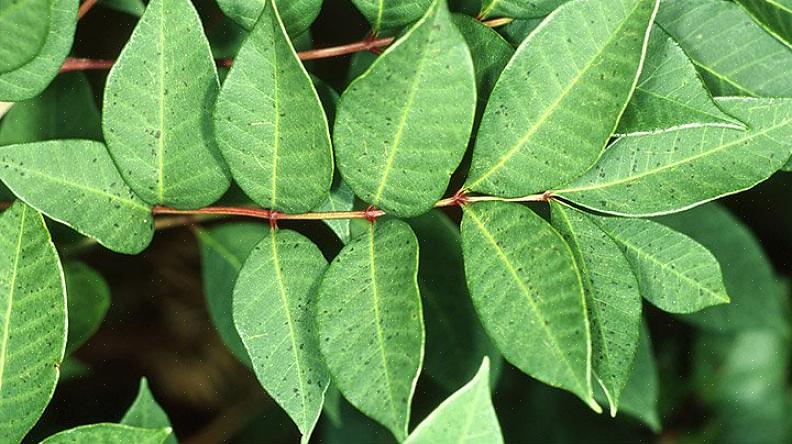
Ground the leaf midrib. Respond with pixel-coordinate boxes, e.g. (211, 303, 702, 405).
(269, 12, 282, 210)
(0, 205, 26, 394)
(156, 0, 166, 203)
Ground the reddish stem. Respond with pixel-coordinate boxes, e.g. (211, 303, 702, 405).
(77, 0, 99, 20)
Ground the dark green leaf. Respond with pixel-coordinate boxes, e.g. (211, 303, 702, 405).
(217, 0, 322, 35)
(479, 0, 565, 19)
(349, 0, 432, 32)
(496, 17, 543, 46)
(315, 180, 355, 244)
(121, 378, 176, 444)
(736, 0, 792, 46)
(100, 0, 145, 16)
(616, 322, 660, 431)
(40, 423, 172, 444)
(64, 262, 110, 354)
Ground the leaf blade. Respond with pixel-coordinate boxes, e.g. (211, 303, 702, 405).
(40, 423, 172, 444)
(121, 378, 176, 444)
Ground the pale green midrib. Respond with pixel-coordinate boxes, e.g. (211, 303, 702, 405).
(455, 381, 484, 442)
(479, 0, 498, 18)
(372, 13, 435, 205)
(558, 118, 790, 194)
(195, 230, 243, 269)
(465, 207, 588, 394)
(634, 87, 738, 124)
(367, 225, 401, 429)
(271, 231, 310, 430)
(156, 0, 166, 203)
(596, 222, 728, 303)
(375, 0, 384, 31)
(469, 0, 648, 188)
(0, 205, 27, 394)
(270, 17, 281, 210)
(3, 163, 150, 213)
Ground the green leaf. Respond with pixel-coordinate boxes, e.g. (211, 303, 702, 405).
(0, 202, 66, 443)
(657, 203, 790, 335)
(584, 214, 730, 313)
(404, 357, 503, 444)
(100, 0, 145, 16)
(409, 210, 499, 393)
(315, 180, 355, 244)
(0, 73, 101, 145)
(479, 0, 565, 19)
(121, 378, 176, 444)
(334, 0, 476, 217)
(736, 0, 792, 46)
(616, 322, 660, 432)
(496, 17, 543, 46)
(0, 0, 50, 73)
(465, 0, 659, 197)
(233, 229, 330, 441)
(40, 423, 172, 444)
(349, 0, 432, 32)
(0, 140, 155, 254)
(102, 0, 230, 209)
(217, 0, 322, 35)
(656, 0, 792, 97)
(195, 222, 268, 367)
(213, 0, 333, 213)
(616, 31, 744, 135)
(316, 219, 423, 441)
(558, 98, 792, 217)
(0, 0, 77, 101)
(550, 202, 641, 416)
(460, 201, 598, 411)
(64, 262, 110, 354)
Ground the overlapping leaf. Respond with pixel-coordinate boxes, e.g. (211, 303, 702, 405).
(234, 229, 330, 441)
(497, 17, 543, 46)
(550, 202, 641, 415)
(0, 140, 155, 254)
(315, 181, 355, 244)
(657, 0, 792, 97)
(736, 0, 792, 46)
(615, 323, 660, 431)
(0, 0, 50, 73)
(558, 98, 792, 216)
(217, 0, 322, 35)
(0, 0, 77, 101)
(479, 0, 566, 19)
(122, 378, 176, 444)
(334, 0, 476, 217)
(101, 0, 145, 16)
(316, 220, 423, 441)
(460, 201, 598, 411)
(103, 0, 230, 209)
(40, 423, 172, 444)
(64, 262, 110, 354)
(466, 0, 659, 197)
(404, 358, 503, 444)
(617, 31, 743, 135)
(587, 214, 729, 313)
(0, 202, 66, 443)
(214, 0, 333, 213)
(350, 0, 432, 32)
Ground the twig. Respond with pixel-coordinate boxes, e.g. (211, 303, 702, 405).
(77, 0, 99, 20)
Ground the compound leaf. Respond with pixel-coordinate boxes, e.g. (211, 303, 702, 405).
(586, 214, 730, 313)
(404, 357, 503, 444)
(64, 262, 110, 354)
(466, 0, 659, 197)
(121, 378, 176, 444)
(558, 98, 792, 217)
(0, 202, 66, 443)
(334, 0, 476, 217)
(0, 140, 155, 254)
(234, 229, 330, 441)
(217, 0, 321, 35)
(41, 423, 172, 444)
(349, 0, 432, 32)
(316, 220, 423, 441)
(214, 0, 333, 213)
(103, 0, 230, 209)
(460, 201, 598, 411)
(550, 202, 641, 416)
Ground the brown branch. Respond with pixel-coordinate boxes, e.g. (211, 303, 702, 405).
(77, 0, 100, 20)
(60, 58, 115, 73)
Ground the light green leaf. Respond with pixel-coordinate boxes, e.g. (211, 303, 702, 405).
(40, 423, 172, 444)
(334, 0, 476, 217)
(657, 0, 792, 97)
(121, 378, 176, 444)
(234, 229, 330, 441)
(349, 0, 432, 32)
(195, 222, 268, 367)
(0, 202, 66, 443)
(0, 140, 155, 254)
(550, 202, 641, 416)
(460, 201, 598, 411)
(616, 322, 660, 432)
(657, 203, 790, 335)
(214, 0, 333, 213)
(466, 0, 659, 197)
(736, 0, 792, 46)
(100, 0, 145, 16)
(64, 262, 110, 354)
(479, 0, 565, 19)
(217, 0, 322, 35)
(0, 0, 77, 101)
(558, 98, 792, 217)
(404, 357, 503, 444)
(0, 0, 50, 73)
(315, 180, 355, 244)
(617, 31, 744, 135)
(0, 73, 101, 145)
(102, 0, 230, 209)
(316, 220, 423, 441)
(496, 17, 543, 46)
(409, 210, 500, 393)
(585, 214, 730, 313)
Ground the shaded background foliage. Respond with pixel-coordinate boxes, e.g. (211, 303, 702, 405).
(4, 0, 791, 442)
